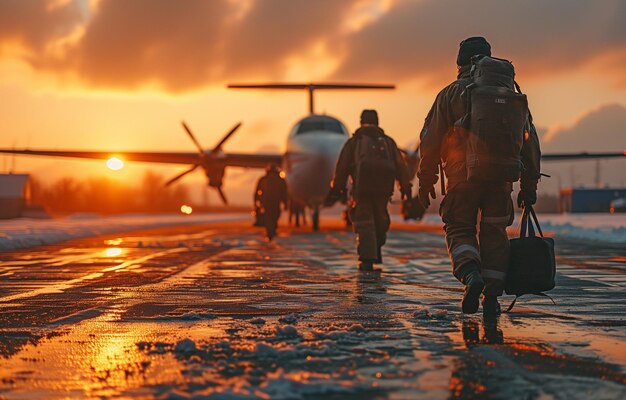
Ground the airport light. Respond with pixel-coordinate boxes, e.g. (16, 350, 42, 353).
(106, 157, 124, 171)
(180, 205, 193, 215)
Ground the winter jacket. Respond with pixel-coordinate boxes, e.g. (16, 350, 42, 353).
(331, 125, 412, 196)
(418, 65, 541, 192)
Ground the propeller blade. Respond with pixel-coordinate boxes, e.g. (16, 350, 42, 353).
(181, 121, 205, 154)
(212, 122, 242, 153)
(165, 164, 199, 187)
(215, 186, 228, 205)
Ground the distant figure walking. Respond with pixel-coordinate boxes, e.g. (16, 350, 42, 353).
(326, 110, 412, 271)
(255, 164, 288, 240)
(417, 37, 541, 317)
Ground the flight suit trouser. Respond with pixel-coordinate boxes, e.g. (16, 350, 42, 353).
(263, 205, 281, 239)
(440, 181, 514, 296)
(350, 197, 390, 262)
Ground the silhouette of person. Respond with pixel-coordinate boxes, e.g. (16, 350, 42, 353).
(255, 164, 288, 240)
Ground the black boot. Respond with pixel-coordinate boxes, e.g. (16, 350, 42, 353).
(461, 271, 485, 314)
(482, 295, 501, 318)
(358, 260, 374, 271)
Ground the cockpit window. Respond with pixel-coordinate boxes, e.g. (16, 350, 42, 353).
(296, 119, 345, 135)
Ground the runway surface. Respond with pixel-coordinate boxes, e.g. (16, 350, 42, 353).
(0, 220, 624, 399)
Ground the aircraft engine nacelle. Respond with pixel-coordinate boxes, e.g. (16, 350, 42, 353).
(205, 164, 226, 188)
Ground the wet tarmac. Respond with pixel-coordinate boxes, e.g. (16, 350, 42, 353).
(0, 221, 625, 399)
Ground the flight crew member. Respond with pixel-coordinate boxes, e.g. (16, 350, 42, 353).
(326, 109, 412, 271)
(255, 164, 288, 240)
(417, 37, 541, 316)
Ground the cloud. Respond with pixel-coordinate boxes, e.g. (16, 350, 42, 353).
(1, 0, 625, 92)
(2, 0, 364, 91)
(543, 103, 626, 152)
(43, 0, 237, 91)
(223, 0, 363, 78)
(0, 0, 83, 54)
(540, 103, 626, 190)
(333, 0, 626, 87)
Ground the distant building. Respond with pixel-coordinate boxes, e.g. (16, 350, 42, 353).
(0, 174, 31, 219)
(559, 187, 626, 213)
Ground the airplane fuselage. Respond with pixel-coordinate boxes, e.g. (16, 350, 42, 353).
(283, 114, 349, 208)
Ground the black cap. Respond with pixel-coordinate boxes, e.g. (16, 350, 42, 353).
(457, 36, 491, 66)
(360, 109, 378, 126)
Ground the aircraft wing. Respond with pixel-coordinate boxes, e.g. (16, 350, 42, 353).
(0, 149, 283, 169)
(541, 151, 626, 161)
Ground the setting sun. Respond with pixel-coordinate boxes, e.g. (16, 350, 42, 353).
(106, 157, 124, 171)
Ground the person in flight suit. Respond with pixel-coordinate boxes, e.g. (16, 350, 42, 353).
(326, 109, 412, 271)
(255, 163, 288, 240)
(417, 37, 541, 316)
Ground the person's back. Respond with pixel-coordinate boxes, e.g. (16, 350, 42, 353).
(327, 109, 411, 271)
(259, 173, 287, 211)
(417, 37, 541, 317)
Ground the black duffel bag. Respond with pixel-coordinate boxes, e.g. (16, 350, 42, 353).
(505, 206, 556, 311)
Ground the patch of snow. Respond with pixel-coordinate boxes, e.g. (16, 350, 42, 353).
(537, 214, 626, 244)
(180, 312, 216, 321)
(0, 213, 249, 251)
(398, 213, 626, 244)
(277, 314, 298, 324)
(412, 306, 450, 320)
(274, 325, 300, 339)
(174, 338, 197, 355)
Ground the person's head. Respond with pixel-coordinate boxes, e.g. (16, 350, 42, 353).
(360, 109, 379, 126)
(266, 163, 279, 174)
(457, 36, 491, 67)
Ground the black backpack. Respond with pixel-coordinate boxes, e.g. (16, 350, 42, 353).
(353, 132, 396, 198)
(505, 206, 556, 311)
(461, 55, 529, 182)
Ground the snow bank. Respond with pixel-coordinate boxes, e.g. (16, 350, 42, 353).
(537, 214, 626, 244)
(0, 213, 248, 251)
(401, 213, 626, 244)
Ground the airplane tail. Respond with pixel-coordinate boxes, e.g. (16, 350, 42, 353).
(227, 83, 395, 114)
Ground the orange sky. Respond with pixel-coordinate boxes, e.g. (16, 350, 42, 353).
(1, 0, 625, 203)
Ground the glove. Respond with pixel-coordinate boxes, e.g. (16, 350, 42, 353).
(401, 187, 412, 201)
(324, 187, 343, 207)
(517, 190, 537, 208)
(418, 186, 437, 209)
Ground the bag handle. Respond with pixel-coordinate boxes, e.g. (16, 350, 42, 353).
(505, 292, 556, 313)
(528, 206, 544, 237)
(519, 205, 544, 238)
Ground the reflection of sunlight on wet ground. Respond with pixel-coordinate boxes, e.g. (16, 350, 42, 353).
(0, 315, 203, 397)
(448, 316, 626, 365)
(104, 247, 123, 257)
(1, 222, 625, 398)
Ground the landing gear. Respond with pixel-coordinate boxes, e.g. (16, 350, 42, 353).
(312, 206, 320, 232)
(343, 206, 352, 228)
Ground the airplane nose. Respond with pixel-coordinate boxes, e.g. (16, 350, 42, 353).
(286, 134, 346, 205)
